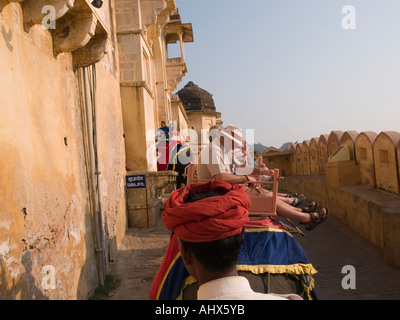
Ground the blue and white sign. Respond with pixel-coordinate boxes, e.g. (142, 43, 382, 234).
(126, 175, 146, 189)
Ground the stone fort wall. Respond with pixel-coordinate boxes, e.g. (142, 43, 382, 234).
(263, 130, 400, 269)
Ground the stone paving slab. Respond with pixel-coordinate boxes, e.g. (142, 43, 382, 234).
(292, 213, 400, 300)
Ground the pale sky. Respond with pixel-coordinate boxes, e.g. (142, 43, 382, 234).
(174, 0, 400, 149)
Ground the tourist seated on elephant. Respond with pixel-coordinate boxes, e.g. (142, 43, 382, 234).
(197, 124, 330, 231)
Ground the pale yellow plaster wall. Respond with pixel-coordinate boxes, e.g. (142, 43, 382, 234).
(118, 33, 143, 83)
(121, 86, 148, 172)
(93, 63, 127, 260)
(0, 3, 126, 299)
(186, 112, 220, 151)
(143, 88, 158, 172)
(171, 99, 189, 134)
(0, 11, 95, 298)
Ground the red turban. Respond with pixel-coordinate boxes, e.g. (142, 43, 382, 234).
(162, 181, 251, 242)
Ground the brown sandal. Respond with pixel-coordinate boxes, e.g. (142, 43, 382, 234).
(302, 202, 319, 213)
(290, 196, 305, 207)
(304, 208, 330, 231)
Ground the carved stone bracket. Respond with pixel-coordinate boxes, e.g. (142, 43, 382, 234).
(72, 27, 110, 69)
(19, 0, 111, 68)
(53, 11, 97, 54)
(54, 0, 111, 68)
(141, 0, 176, 48)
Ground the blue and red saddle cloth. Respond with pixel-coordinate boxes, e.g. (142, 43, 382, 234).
(150, 218, 318, 300)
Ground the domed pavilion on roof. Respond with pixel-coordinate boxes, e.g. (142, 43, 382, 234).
(177, 81, 217, 113)
(176, 81, 222, 146)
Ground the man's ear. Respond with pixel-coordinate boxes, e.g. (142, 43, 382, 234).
(179, 240, 198, 279)
(179, 239, 194, 265)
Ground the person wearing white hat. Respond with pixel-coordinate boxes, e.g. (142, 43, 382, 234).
(202, 125, 297, 203)
(197, 125, 330, 231)
(198, 125, 246, 184)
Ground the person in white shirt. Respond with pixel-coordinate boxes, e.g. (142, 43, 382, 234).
(197, 125, 330, 231)
(197, 275, 302, 300)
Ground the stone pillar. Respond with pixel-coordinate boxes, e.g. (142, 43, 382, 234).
(116, 0, 157, 173)
(116, 0, 180, 227)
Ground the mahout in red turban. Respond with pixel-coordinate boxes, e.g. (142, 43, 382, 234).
(162, 181, 251, 242)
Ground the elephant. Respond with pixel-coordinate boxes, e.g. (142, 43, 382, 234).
(150, 220, 317, 300)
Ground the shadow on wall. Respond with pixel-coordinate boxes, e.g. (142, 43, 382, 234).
(76, 203, 103, 300)
(0, 252, 49, 300)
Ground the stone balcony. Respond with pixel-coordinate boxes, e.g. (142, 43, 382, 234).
(165, 10, 193, 93)
(166, 57, 187, 92)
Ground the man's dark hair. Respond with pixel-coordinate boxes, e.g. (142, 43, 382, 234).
(180, 229, 244, 273)
(181, 187, 245, 272)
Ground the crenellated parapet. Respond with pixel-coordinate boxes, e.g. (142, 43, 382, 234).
(268, 130, 400, 270)
(263, 130, 400, 197)
(12, 0, 111, 68)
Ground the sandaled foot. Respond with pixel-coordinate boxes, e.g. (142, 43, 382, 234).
(290, 197, 301, 207)
(289, 196, 306, 207)
(302, 202, 319, 213)
(303, 208, 330, 231)
(286, 193, 306, 200)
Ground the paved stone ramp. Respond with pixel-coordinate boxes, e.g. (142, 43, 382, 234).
(293, 213, 400, 300)
(107, 216, 171, 300)
(108, 212, 400, 300)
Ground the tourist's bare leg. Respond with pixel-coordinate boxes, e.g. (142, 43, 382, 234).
(245, 188, 324, 226)
(261, 190, 292, 203)
(276, 198, 311, 223)
(262, 190, 300, 205)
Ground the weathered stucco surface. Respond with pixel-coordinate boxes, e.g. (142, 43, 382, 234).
(0, 2, 126, 299)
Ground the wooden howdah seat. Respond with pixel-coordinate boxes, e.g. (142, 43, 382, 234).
(184, 159, 304, 236)
(184, 159, 279, 217)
